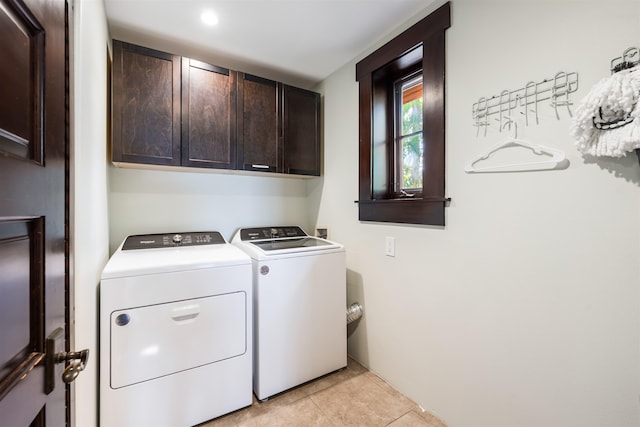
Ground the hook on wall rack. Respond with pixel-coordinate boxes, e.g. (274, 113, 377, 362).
(472, 71, 579, 136)
(610, 47, 640, 74)
(609, 46, 640, 164)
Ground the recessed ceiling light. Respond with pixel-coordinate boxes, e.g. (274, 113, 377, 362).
(200, 10, 219, 26)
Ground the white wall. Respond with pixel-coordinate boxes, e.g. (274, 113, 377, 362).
(108, 167, 313, 250)
(313, 1, 640, 426)
(71, 0, 110, 426)
(75, 0, 640, 425)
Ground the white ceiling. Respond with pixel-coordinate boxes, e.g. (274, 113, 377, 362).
(104, 0, 435, 87)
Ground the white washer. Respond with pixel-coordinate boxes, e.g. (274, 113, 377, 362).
(232, 226, 346, 401)
(100, 231, 252, 427)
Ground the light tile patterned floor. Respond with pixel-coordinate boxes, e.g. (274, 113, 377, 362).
(199, 358, 446, 427)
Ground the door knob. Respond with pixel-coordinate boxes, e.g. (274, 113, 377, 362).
(45, 328, 90, 393)
(56, 349, 90, 383)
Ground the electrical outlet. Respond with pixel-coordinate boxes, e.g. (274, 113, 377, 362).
(316, 228, 328, 239)
(385, 236, 395, 257)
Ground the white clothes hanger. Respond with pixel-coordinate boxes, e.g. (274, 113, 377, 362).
(465, 119, 566, 173)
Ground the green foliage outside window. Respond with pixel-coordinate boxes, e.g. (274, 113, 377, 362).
(401, 96, 423, 189)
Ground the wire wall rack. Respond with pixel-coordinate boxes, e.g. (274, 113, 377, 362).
(472, 71, 579, 136)
(609, 46, 640, 165)
(610, 46, 639, 73)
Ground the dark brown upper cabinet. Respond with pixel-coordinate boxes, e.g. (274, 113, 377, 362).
(112, 40, 181, 166)
(237, 75, 321, 176)
(282, 84, 321, 176)
(112, 40, 321, 176)
(182, 59, 237, 169)
(237, 73, 279, 173)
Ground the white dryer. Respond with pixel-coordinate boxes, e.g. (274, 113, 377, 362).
(100, 231, 252, 427)
(232, 226, 346, 401)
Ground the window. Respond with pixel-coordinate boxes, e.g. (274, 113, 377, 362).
(356, 2, 450, 226)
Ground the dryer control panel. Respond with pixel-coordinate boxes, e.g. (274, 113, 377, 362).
(122, 232, 226, 250)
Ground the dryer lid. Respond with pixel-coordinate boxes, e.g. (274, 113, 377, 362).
(101, 232, 251, 280)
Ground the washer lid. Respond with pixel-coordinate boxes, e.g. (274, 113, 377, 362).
(250, 237, 335, 251)
(102, 232, 251, 279)
(232, 226, 343, 258)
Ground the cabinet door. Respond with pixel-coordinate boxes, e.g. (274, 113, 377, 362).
(112, 40, 181, 166)
(282, 85, 321, 176)
(182, 59, 237, 169)
(237, 74, 280, 173)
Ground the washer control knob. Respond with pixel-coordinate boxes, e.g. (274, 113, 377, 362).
(172, 234, 183, 245)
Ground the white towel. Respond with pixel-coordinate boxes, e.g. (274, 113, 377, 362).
(570, 67, 640, 157)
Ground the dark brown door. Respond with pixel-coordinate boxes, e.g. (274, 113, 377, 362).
(112, 40, 181, 166)
(0, 0, 69, 425)
(182, 58, 237, 169)
(282, 84, 321, 176)
(237, 73, 280, 173)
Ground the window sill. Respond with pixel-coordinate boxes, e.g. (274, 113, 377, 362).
(356, 197, 449, 226)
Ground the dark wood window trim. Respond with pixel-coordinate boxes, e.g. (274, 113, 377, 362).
(356, 2, 450, 226)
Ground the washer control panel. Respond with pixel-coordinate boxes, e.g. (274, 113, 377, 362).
(240, 226, 307, 241)
(122, 231, 226, 250)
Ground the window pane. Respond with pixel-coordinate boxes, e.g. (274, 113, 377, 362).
(399, 77, 423, 191)
(402, 133, 423, 189)
(401, 84, 422, 136)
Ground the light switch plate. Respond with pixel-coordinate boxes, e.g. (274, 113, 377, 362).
(385, 236, 395, 257)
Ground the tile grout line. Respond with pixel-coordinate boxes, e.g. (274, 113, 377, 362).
(384, 408, 416, 427)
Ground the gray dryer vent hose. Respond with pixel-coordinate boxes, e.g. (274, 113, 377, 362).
(346, 302, 363, 324)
